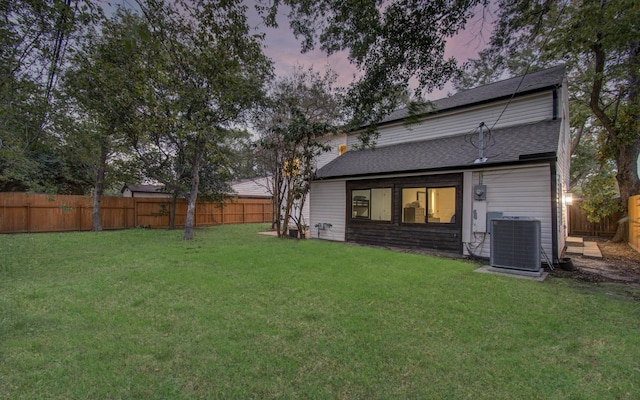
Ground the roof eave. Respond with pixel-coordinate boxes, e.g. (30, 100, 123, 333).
(313, 154, 558, 181)
(367, 84, 562, 130)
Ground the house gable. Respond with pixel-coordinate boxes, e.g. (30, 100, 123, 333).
(345, 65, 565, 151)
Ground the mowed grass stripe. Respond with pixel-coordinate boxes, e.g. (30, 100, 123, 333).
(1, 224, 638, 399)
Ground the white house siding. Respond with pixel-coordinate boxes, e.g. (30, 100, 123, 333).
(465, 165, 553, 259)
(309, 180, 346, 241)
(316, 133, 347, 170)
(348, 92, 553, 149)
(302, 134, 347, 228)
(300, 201, 309, 228)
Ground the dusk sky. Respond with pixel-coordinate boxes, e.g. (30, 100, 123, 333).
(109, 1, 494, 99)
(246, 2, 495, 99)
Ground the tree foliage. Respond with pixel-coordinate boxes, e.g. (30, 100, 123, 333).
(455, 0, 640, 242)
(0, 0, 100, 193)
(581, 170, 622, 223)
(255, 67, 343, 237)
(2, 1, 272, 238)
(61, 8, 148, 231)
(132, 0, 273, 240)
(273, 0, 487, 146)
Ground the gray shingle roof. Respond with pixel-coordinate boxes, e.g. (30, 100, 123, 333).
(122, 184, 166, 193)
(378, 65, 566, 126)
(315, 119, 561, 179)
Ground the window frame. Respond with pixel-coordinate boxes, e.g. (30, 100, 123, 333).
(400, 185, 457, 225)
(350, 187, 393, 222)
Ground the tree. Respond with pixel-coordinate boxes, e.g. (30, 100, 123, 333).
(61, 9, 146, 231)
(581, 170, 622, 224)
(273, 0, 487, 145)
(134, 0, 272, 240)
(131, 125, 241, 230)
(457, 0, 640, 242)
(255, 67, 342, 237)
(0, 0, 100, 192)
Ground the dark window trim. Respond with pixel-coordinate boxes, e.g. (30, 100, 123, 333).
(400, 186, 457, 226)
(349, 187, 393, 223)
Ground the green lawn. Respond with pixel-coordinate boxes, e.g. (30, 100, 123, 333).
(1, 224, 638, 399)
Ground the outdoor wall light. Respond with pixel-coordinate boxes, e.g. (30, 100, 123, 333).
(564, 192, 573, 205)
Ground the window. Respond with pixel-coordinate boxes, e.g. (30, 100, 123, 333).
(402, 187, 456, 224)
(338, 144, 347, 156)
(351, 188, 391, 221)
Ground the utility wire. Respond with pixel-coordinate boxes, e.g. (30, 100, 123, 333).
(489, 1, 569, 130)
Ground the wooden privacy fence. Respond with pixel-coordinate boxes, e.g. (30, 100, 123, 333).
(629, 195, 640, 253)
(0, 193, 272, 234)
(567, 200, 623, 237)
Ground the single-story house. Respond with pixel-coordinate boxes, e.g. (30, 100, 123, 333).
(230, 178, 273, 200)
(121, 184, 171, 198)
(309, 65, 570, 265)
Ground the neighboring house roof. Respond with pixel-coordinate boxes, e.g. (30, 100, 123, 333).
(315, 119, 561, 179)
(121, 184, 166, 194)
(230, 177, 272, 198)
(377, 65, 565, 126)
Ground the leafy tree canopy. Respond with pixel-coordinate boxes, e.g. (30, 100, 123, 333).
(455, 0, 639, 241)
(270, 0, 487, 145)
(255, 66, 343, 237)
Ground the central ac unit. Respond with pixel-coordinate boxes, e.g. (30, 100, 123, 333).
(490, 217, 541, 274)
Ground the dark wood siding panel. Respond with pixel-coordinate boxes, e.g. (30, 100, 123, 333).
(347, 223, 461, 252)
(346, 173, 463, 253)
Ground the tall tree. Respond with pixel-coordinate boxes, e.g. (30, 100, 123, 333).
(456, 0, 640, 242)
(0, 0, 100, 192)
(255, 67, 342, 237)
(62, 9, 146, 231)
(134, 0, 272, 240)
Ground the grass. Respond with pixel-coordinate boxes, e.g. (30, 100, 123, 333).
(1, 224, 639, 399)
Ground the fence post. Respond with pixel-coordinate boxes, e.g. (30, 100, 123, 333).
(26, 203, 30, 233)
(77, 204, 82, 231)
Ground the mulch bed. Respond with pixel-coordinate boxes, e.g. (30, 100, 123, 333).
(551, 237, 640, 285)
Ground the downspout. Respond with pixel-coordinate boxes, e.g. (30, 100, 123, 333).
(550, 160, 559, 265)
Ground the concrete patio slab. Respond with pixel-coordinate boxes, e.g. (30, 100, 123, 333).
(565, 246, 584, 254)
(474, 266, 548, 281)
(566, 236, 584, 247)
(583, 241, 603, 258)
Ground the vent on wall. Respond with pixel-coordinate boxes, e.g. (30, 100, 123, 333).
(490, 217, 541, 273)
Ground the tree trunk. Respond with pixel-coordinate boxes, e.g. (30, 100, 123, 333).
(281, 177, 295, 238)
(92, 146, 108, 232)
(589, 39, 640, 243)
(611, 41, 640, 243)
(183, 149, 203, 240)
(272, 169, 285, 237)
(169, 193, 177, 230)
(611, 134, 640, 243)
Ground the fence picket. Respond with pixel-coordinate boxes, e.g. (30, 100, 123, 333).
(0, 193, 272, 234)
(567, 200, 623, 237)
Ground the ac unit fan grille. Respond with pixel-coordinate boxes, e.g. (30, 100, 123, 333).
(490, 218, 541, 272)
